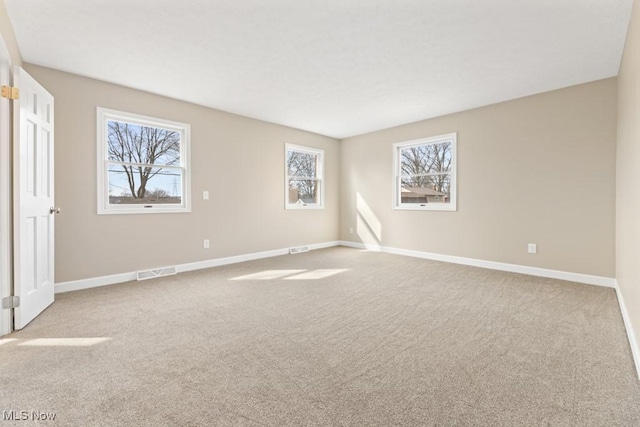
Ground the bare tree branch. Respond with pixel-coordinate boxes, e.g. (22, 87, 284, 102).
(107, 121, 180, 199)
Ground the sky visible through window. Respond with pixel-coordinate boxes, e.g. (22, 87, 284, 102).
(400, 141, 452, 204)
(287, 148, 319, 204)
(106, 120, 182, 204)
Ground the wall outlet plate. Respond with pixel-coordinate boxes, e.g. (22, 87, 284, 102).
(528, 243, 537, 254)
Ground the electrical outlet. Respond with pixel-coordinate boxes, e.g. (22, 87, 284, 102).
(203, 239, 210, 249)
(203, 191, 209, 200)
(349, 227, 354, 234)
(528, 243, 537, 254)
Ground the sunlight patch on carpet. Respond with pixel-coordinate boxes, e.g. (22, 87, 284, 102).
(284, 269, 348, 280)
(17, 338, 112, 347)
(230, 270, 306, 280)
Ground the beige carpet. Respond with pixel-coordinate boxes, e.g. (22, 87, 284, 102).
(0, 247, 639, 426)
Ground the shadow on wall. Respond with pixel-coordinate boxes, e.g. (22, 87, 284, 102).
(356, 192, 382, 249)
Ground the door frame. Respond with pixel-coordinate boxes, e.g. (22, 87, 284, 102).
(0, 33, 13, 336)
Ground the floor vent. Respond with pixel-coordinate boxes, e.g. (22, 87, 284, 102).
(136, 266, 177, 281)
(289, 246, 310, 254)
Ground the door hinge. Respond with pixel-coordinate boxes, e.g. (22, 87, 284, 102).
(0, 85, 19, 100)
(2, 296, 20, 309)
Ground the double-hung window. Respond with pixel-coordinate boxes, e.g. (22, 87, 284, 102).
(285, 144, 324, 209)
(97, 108, 191, 214)
(393, 133, 457, 211)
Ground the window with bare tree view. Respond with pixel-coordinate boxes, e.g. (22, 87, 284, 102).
(285, 144, 324, 209)
(97, 108, 191, 214)
(394, 133, 457, 211)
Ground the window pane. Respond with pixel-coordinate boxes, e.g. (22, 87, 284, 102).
(288, 179, 319, 204)
(287, 150, 317, 178)
(108, 164, 182, 205)
(400, 175, 451, 204)
(107, 120, 181, 166)
(400, 141, 452, 176)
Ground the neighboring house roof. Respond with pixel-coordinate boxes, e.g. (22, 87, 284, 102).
(401, 186, 446, 197)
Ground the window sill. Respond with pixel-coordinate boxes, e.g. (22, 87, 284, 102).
(394, 204, 456, 212)
(98, 206, 191, 215)
(285, 204, 324, 210)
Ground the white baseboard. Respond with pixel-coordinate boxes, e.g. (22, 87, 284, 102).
(57, 239, 614, 292)
(56, 238, 614, 291)
(338, 240, 616, 288)
(615, 281, 640, 379)
(55, 271, 137, 293)
(176, 241, 339, 273)
(55, 241, 340, 293)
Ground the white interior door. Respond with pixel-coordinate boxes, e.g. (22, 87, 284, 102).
(13, 66, 55, 330)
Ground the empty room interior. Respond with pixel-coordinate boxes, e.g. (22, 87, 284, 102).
(2, 0, 640, 425)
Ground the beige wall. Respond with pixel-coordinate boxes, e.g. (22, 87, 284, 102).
(0, 0, 21, 66)
(24, 64, 339, 283)
(340, 79, 617, 278)
(617, 0, 640, 357)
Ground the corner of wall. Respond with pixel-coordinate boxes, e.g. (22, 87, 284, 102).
(616, 0, 640, 380)
(615, 281, 640, 378)
(0, 0, 22, 66)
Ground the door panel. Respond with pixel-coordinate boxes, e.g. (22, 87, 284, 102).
(13, 66, 55, 330)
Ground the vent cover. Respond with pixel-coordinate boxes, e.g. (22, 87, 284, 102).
(136, 266, 177, 281)
(289, 246, 310, 254)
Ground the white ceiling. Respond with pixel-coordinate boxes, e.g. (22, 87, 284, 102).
(4, 0, 634, 139)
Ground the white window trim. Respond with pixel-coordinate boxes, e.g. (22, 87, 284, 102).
(393, 132, 457, 211)
(96, 107, 191, 215)
(285, 143, 325, 210)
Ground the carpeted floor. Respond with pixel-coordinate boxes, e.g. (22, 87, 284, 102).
(0, 247, 639, 426)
